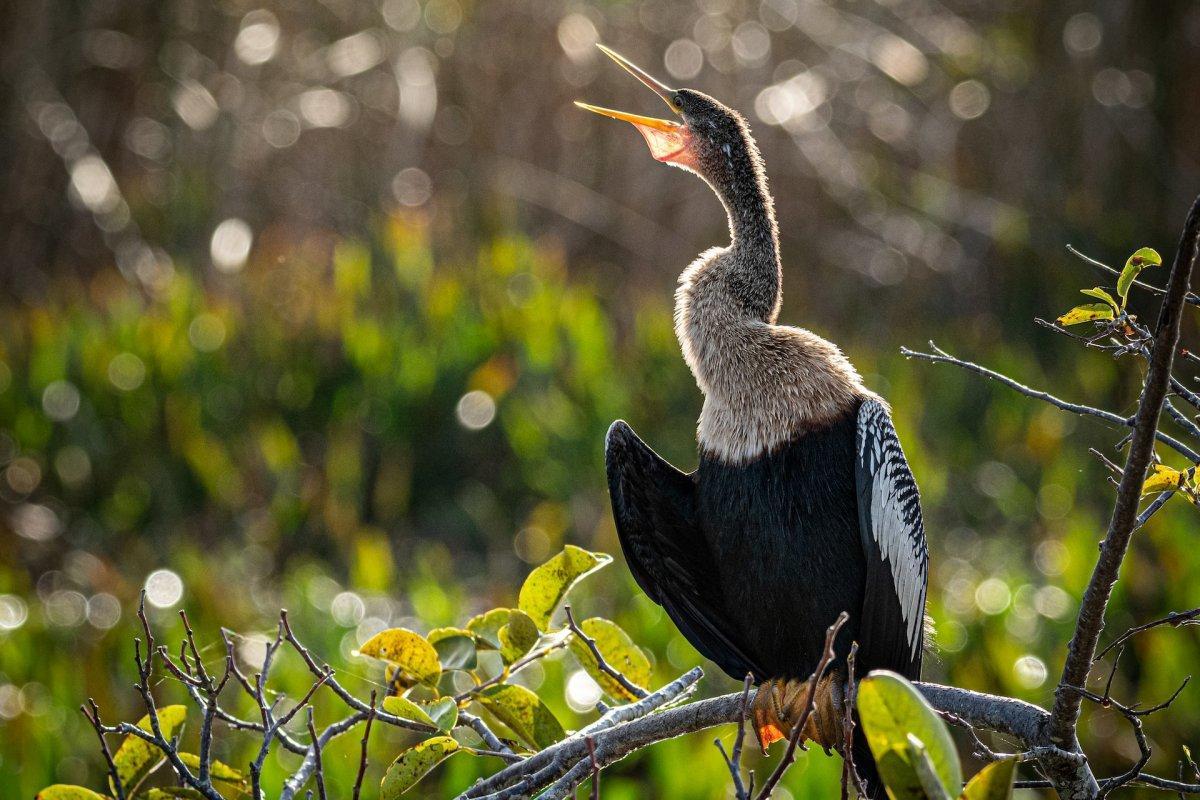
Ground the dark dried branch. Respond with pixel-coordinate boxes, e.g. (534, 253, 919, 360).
(565, 605, 648, 700)
(81, 699, 125, 800)
(1050, 196, 1200, 757)
(1095, 608, 1200, 663)
(900, 343, 1200, 463)
(352, 692, 377, 800)
(754, 611, 847, 800)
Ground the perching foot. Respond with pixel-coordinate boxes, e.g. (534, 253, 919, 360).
(751, 671, 844, 753)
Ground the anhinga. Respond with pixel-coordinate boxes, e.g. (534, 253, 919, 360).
(578, 46, 928, 795)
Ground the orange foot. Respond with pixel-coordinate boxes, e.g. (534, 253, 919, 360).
(750, 671, 845, 753)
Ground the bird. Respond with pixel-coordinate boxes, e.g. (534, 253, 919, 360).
(577, 45, 928, 796)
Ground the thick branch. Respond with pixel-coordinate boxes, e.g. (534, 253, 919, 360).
(1049, 198, 1200, 753)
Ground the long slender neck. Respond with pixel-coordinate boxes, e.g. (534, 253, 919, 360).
(699, 133, 782, 322)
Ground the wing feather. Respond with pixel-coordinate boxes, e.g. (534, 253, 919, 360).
(855, 399, 929, 669)
(605, 420, 764, 681)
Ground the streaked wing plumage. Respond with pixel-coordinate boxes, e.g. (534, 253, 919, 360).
(855, 399, 928, 669)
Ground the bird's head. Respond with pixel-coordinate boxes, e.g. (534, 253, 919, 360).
(576, 45, 753, 182)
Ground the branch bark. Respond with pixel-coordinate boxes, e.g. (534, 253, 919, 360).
(1046, 196, 1200, 794)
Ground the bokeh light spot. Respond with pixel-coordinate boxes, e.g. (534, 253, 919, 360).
(210, 218, 253, 273)
(42, 380, 81, 422)
(1063, 13, 1102, 56)
(144, 569, 184, 608)
(235, 10, 280, 65)
(974, 577, 1011, 615)
(108, 352, 146, 392)
(392, 167, 432, 207)
(949, 80, 991, 120)
(1013, 654, 1047, 688)
(565, 669, 602, 712)
(456, 390, 496, 430)
(0, 595, 29, 631)
(664, 39, 703, 81)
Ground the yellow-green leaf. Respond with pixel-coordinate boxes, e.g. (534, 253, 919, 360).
(1142, 464, 1184, 495)
(1080, 287, 1119, 312)
(146, 790, 205, 799)
(111, 705, 188, 795)
(380, 736, 459, 798)
(960, 758, 1016, 800)
(1117, 246, 1163, 302)
(478, 684, 565, 750)
(499, 609, 540, 664)
(1056, 303, 1114, 326)
(359, 628, 441, 684)
(858, 671, 962, 800)
(517, 546, 612, 630)
(36, 787, 109, 800)
(382, 695, 438, 727)
(177, 753, 247, 798)
(568, 617, 651, 701)
(466, 609, 511, 649)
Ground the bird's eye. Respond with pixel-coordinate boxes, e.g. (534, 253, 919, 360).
(672, 94, 684, 109)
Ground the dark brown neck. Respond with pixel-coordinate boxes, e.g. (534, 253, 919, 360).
(702, 131, 782, 322)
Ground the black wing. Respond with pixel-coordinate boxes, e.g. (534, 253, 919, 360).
(854, 399, 928, 677)
(605, 420, 764, 681)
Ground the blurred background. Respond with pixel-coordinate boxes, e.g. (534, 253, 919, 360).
(3, 0, 1200, 796)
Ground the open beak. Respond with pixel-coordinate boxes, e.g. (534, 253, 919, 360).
(575, 45, 694, 166)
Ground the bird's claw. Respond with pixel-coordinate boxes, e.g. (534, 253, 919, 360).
(750, 672, 844, 754)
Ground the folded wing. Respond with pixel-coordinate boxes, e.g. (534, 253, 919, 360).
(605, 420, 764, 681)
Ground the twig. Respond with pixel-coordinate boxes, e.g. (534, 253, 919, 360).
(754, 611, 848, 800)
(716, 674, 755, 800)
(352, 692, 377, 800)
(841, 644, 867, 800)
(586, 736, 601, 800)
(306, 708, 328, 800)
(81, 700, 125, 800)
(565, 605, 648, 700)
(1095, 608, 1200, 663)
(901, 343, 1200, 462)
(1067, 244, 1200, 307)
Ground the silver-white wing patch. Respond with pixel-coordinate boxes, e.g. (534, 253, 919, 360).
(856, 399, 929, 659)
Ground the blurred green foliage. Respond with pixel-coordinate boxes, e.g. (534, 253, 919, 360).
(2, 210, 1200, 797)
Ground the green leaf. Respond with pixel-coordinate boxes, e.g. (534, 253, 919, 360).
(517, 546, 612, 630)
(382, 695, 458, 730)
(499, 609, 540, 664)
(358, 628, 442, 684)
(433, 634, 478, 670)
(427, 626, 473, 644)
(379, 736, 460, 798)
(382, 695, 438, 727)
(111, 705, 188, 795)
(960, 758, 1016, 800)
(1079, 287, 1119, 312)
(425, 697, 459, 731)
(1056, 303, 1114, 326)
(908, 734, 953, 800)
(466, 609, 511, 649)
(146, 790, 206, 799)
(1117, 246, 1163, 303)
(568, 617, 651, 701)
(478, 684, 566, 750)
(858, 671, 962, 800)
(36, 787, 110, 800)
(177, 753, 248, 798)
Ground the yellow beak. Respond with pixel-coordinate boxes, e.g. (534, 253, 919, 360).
(576, 45, 694, 166)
